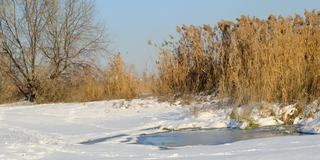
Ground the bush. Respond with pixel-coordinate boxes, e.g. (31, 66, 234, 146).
(0, 53, 141, 104)
(0, 73, 22, 103)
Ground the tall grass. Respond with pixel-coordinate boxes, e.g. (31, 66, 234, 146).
(157, 11, 320, 106)
(6, 53, 141, 104)
(104, 53, 139, 99)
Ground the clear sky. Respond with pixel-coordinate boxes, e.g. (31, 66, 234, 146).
(95, 0, 320, 72)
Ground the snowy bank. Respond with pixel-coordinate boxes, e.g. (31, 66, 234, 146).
(144, 99, 232, 130)
(0, 98, 319, 159)
(295, 100, 320, 134)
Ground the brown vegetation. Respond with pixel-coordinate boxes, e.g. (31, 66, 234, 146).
(33, 53, 141, 103)
(157, 11, 320, 107)
(1, 1, 320, 109)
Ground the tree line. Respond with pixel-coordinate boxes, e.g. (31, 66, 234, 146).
(1, 0, 320, 109)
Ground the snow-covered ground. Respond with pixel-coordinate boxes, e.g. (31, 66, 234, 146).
(0, 98, 320, 160)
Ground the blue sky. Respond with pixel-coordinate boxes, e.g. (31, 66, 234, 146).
(96, 0, 320, 72)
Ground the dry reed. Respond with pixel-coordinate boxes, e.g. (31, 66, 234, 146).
(157, 11, 320, 108)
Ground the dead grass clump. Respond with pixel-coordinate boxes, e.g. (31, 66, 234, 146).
(104, 53, 140, 99)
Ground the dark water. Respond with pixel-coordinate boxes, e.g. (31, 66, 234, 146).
(137, 126, 302, 147)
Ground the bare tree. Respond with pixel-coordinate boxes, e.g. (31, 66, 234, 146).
(0, 0, 107, 101)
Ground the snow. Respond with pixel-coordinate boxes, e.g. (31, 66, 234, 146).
(0, 98, 319, 159)
(294, 100, 320, 134)
(297, 111, 320, 134)
(147, 108, 231, 130)
(226, 103, 285, 129)
(297, 118, 320, 134)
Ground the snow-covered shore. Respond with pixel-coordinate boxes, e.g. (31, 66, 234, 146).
(0, 98, 320, 160)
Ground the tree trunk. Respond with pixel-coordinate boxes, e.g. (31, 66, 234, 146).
(26, 93, 35, 102)
(25, 86, 36, 102)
